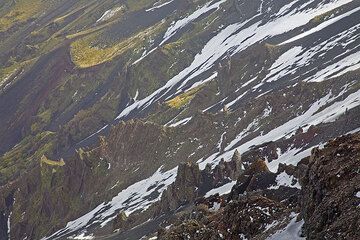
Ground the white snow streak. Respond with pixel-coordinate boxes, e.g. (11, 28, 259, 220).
(264, 46, 303, 83)
(116, 0, 353, 121)
(146, 0, 174, 12)
(269, 172, 301, 189)
(161, 0, 226, 45)
(281, 5, 360, 45)
(168, 117, 192, 127)
(96, 7, 123, 22)
(204, 181, 236, 198)
(308, 50, 360, 82)
(43, 167, 177, 239)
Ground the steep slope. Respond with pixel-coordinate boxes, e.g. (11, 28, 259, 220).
(0, 0, 360, 239)
(300, 133, 360, 239)
(156, 132, 360, 240)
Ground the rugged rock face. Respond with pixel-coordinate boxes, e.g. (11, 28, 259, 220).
(158, 195, 289, 240)
(0, 120, 187, 240)
(155, 151, 243, 215)
(157, 160, 297, 240)
(300, 134, 360, 240)
(215, 195, 289, 239)
(158, 133, 360, 240)
(229, 159, 276, 199)
(213, 150, 244, 185)
(0, 0, 360, 238)
(0, 152, 93, 240)
(155, 162, 202, 214)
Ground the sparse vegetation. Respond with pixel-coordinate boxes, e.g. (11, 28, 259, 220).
(311, 8, 340, 23)
(166, 87, 202, 109)
(40, 155, 65, 167)
(0, 131, 56, 184)
(70, 22, 164, 68)
(0, 0, 43, 31)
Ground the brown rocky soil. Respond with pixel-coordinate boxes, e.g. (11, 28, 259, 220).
(300, 133, 360, 240)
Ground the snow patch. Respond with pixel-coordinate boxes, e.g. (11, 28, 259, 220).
(264, 46, 303, 83)
(267, 146, 313, 172)
(308, 50, 360, 82)
(269, 172, 301, 189)
(209, 202, 221, 212)
(281, 6, 360, 45)
(161, 0, 226, 44)
(204, 181, 236, 198)
(7, 211, 12, 238)
(266, 213, 304, 240)
(168, 117, 192, 127)
(96, 7, 123, 22)
(355, 191, 360, 198)
(146, 0, 174, 12)
(68, 233, 94, 240)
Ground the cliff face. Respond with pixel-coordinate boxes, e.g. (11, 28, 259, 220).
(0, 152, 93, 240)
(229, 159, 276, 199)
(0, 117, 225, 239)
(155, 162, 202, 214)
(155, 150, 243, 215)
(0, 120, 175, 240)
(300, 134, 360, 240)
(157, 133, 360, 240)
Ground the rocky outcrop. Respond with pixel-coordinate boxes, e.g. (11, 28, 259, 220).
(0, 151, 94, 240)
(155, 162, 202, 214)
(0, 115, 232, 239)
(201, 150, 244, 194)
(0, 120, 175, 240)
(217, 195, 288, 239)
(158, 194, 289, 240)
(157, 134, 360, 240)
(213, 150, 244, 183)
(228, 159, 276, 200)
(113, 211, 128, 231)
(300, 134, 360, 239)
(156, 156, 309, 240)
(155, 151, 244, 215)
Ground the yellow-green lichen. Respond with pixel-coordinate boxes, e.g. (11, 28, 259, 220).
(70, 22, 164, 68)
(311, 8, 340, 23)
(166, 87, 202, 109)
(40, 155, 65, 167)
(0, 0, 43, 31)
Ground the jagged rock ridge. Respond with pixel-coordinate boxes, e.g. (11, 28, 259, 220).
(0, 0, 359, 239)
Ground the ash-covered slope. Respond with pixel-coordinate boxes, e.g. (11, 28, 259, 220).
(0, 0, 360, 239)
